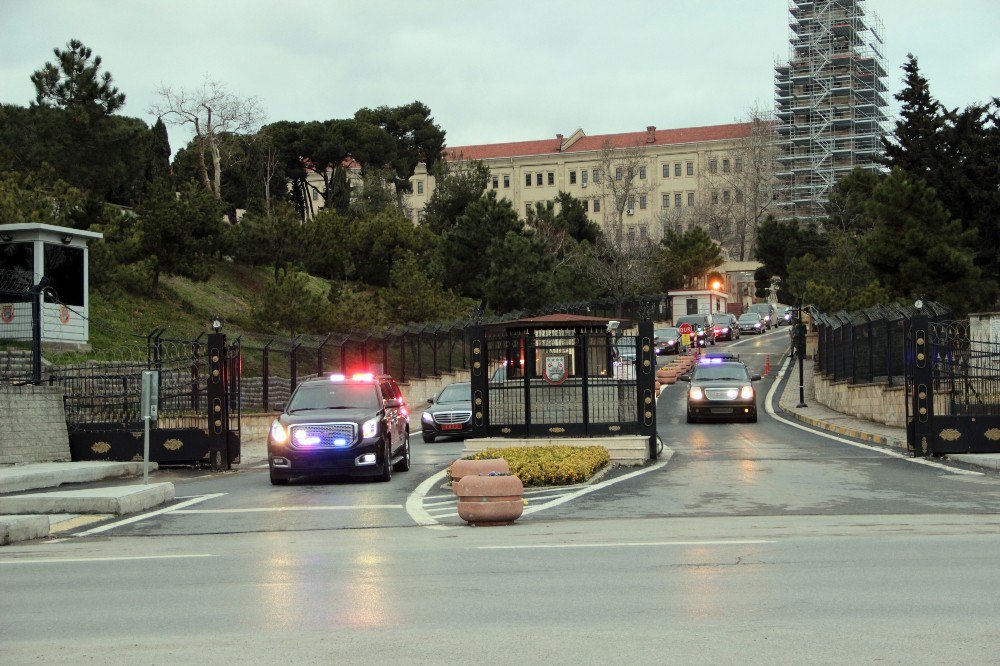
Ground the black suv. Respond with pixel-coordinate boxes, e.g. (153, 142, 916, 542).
(267, 373, 410, 485)
(682, 359, 761, 423)
(674, 314, 716, 347)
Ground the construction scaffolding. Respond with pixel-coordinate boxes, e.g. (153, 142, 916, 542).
(774, 0, 889, 221)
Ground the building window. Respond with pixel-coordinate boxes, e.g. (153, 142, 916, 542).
(525, 173, 532, 187)
(709, 159, 718, 174)
(722, 159, 730, 173)
(594, 198, 601, 212)
(312, 189, 319, 201)
(525, 203, 531, 216)
(674, 163, 681, 177)
(504, 175, 510, 188)
(417, 180, 424, 194)
(662, 193, 669, 208)
(639, 194, 647, 210)
(674, 193, 682, 207)
(723, 190, 731, 203)
(593, 168, 601, 183)
(536, 173, 542, 186)
(639, 225, 648, 240)
(583, 199, 589, 212)
(686, 162, 694, 176)
(687, 192, 695, 206)
(628, 227, 636, 242)
(735, 188, 744, 203)
(417, 210, 425, 223)
(615, 167, 623, 181)
(548, 171, 554, 186)
(735, 157, 743, 173)
(662, 164, 669, 178)
(569, 171, 577, 185)
(711, 191, 719, 205)
(639, 166, 646, 180)
(582, 170, 588, 186)
(492, 176, 498, 189)
(627, 196, 635, 210)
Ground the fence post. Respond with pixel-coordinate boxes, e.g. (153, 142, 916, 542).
(31, 282, 43, 383)
(909, 313, 933, 456)
(262, 339, 273, 411)
(290, 339, 301, 392)
(399, 334, 407, 382)
(637, 321, 657, 460)
(431, 328, 439, 375)
(469, 326, 488, 437)
(206, 331, 231, 471)
(415, 330, 424, 379)
(317, 333, 331, 375)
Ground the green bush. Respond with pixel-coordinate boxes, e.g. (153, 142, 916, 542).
(467, 445, 609, 487)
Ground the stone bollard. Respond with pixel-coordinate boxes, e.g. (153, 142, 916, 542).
(454, 473, 525, 526)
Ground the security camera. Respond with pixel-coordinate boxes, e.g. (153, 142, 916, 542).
(606, 320, 620, 332)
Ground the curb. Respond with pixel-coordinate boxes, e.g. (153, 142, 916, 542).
(0, 515, 50, 546)
(781, 409, 906, 450)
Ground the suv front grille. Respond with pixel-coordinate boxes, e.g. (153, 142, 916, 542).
(288, 422, 357, 449)
(434, 411, 472, 425)
(705, 388, 741, 401)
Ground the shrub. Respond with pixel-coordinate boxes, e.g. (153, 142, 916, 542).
(466, 445, 610, 487)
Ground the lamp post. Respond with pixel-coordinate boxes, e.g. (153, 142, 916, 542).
(795, 299, 807, 408)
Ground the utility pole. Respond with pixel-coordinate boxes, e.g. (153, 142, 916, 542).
(795, 301, 807, 408)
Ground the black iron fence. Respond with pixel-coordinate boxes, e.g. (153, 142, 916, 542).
(812, 301, 951, 386)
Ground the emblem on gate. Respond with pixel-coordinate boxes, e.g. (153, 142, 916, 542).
(58, 305, 71, 324)
(0, 304, 13, 324)
(543, 353, 569, 385)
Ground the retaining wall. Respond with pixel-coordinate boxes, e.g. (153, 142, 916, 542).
(0, 384, 71, 464)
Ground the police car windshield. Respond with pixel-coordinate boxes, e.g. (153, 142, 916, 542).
(288, 384, 380, 412)
(693, 365, 750, 381)
(437, 383, 470, 404)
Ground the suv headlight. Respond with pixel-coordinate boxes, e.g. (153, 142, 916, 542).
(362, 417, 380, 439)
(269, 420, 288, 444)
(740, 385, 754, 400)
(689, 387, 704, 400)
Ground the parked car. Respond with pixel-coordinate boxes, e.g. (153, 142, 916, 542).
(712, 313, 740, 342)
(746, 303, 777, 329)
(673, 314, 716, 347)
(421, 381, 472, 443)
(267, 373, 410, 485)
(737, 312, 765, 334)
(681, 359, 761, 423)
(653, 327, 685, 355)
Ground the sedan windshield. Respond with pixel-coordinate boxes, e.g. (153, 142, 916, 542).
(655, 328, 678, 338)
(693, 365, 750, 381)
(436, 383, 471, 404)
(288, 384, 379, 411)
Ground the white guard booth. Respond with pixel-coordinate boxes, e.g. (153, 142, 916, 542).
(667, 288, 729, 323)
(0, 223, 103, 345)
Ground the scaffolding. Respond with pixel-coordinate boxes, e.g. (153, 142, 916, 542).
(774, 0, 889, 221)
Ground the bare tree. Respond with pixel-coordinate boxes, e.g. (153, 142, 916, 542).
(585, 140, 658, 315)
(151, 77, 264, 200)
(698, 105, 779, 260)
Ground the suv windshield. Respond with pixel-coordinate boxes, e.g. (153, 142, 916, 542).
(675, 316, 708, 327)
(655, 328, 678, 338)
(436, 383, 470, 404)
(738, 314, 761, 322)
(288, 383, 380, 411)
(693, 364, 751, 381)
(747, 304, 771, 314)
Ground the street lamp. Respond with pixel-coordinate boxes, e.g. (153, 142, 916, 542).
(211, 318, 223, 333)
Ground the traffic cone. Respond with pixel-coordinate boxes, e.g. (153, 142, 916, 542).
(764, 354, 771, 376)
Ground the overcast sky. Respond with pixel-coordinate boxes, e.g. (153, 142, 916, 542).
(2, 0, 997, 155)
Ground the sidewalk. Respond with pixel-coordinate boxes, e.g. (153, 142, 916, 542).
(0, 461, 174, 545)
(776, 356, 1000, 473)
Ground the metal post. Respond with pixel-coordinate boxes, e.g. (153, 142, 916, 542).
(290, 340, 300, 392)
(524, 334, 534, 437)
(580, 332, 590, 436)
(206, 332, 230, 470)
(399, 334, 407, 382)
(469, 326, 488, 437)
(262, 339, 273, 411)
(340, 336, 348, 374)
(431, 330, 439, 375)
(317, 333, 331, 375)
(30, 283, 43, 383)
(415, 331, 424, 379)
(909, 313, 932, 456)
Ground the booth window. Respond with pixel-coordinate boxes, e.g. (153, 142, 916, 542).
(0, 241, 34, 275)
(43, 244, 84, 306)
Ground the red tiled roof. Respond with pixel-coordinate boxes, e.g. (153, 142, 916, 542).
(444, 123, 753, 161)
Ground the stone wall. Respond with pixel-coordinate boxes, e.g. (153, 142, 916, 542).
(0, 384, 71, 464)
(813, 372, 907, 428)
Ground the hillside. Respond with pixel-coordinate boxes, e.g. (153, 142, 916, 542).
(72, 262, 332, 361)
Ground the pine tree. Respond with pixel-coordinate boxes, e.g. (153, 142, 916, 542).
(881, 54, 945, 180)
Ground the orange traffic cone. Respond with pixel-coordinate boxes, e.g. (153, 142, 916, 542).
(764, 354, 771, 376)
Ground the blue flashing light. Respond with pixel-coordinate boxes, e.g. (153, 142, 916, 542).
(333, 438, 348, 447)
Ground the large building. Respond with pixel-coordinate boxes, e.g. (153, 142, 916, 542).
(405, 122, 755, 246)
(774, 0, 889, 221)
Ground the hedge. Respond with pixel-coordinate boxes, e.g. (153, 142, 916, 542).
(466, 445, 610, 486)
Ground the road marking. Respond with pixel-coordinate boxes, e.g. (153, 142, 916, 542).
(0, 554, 215, 565)
(172, 504, 403, 514)
(74, 493, 227, 537)
(766, 358, 983, 477)
(405, 469, 453, 529)
(478, 539, 775, 550)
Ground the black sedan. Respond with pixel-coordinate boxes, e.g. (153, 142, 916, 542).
(737, 313, 765, 334)
(653, 327, 685, 355)
(682, 359, 761, 423)
(420, 381, 472, 443)
(712, 313, 741, 342)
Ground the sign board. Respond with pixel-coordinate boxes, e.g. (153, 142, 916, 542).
(141, 370, 159, 421)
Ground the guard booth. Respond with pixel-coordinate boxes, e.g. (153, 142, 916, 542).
(0, 223, 103, 346)
(468, 314, 658, 460)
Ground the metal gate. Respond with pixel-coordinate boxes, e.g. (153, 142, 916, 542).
(906, 314, 1000, 455)
(469, 322, 657, 457)
(51, 332, 242, 468)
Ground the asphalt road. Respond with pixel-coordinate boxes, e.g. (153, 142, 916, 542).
(3, 326, 1000, 662)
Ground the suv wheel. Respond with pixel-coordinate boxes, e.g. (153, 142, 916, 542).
(270, 470, 289, 485)
(375, 441, 392, 482)
(393, 431, 411, 472)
